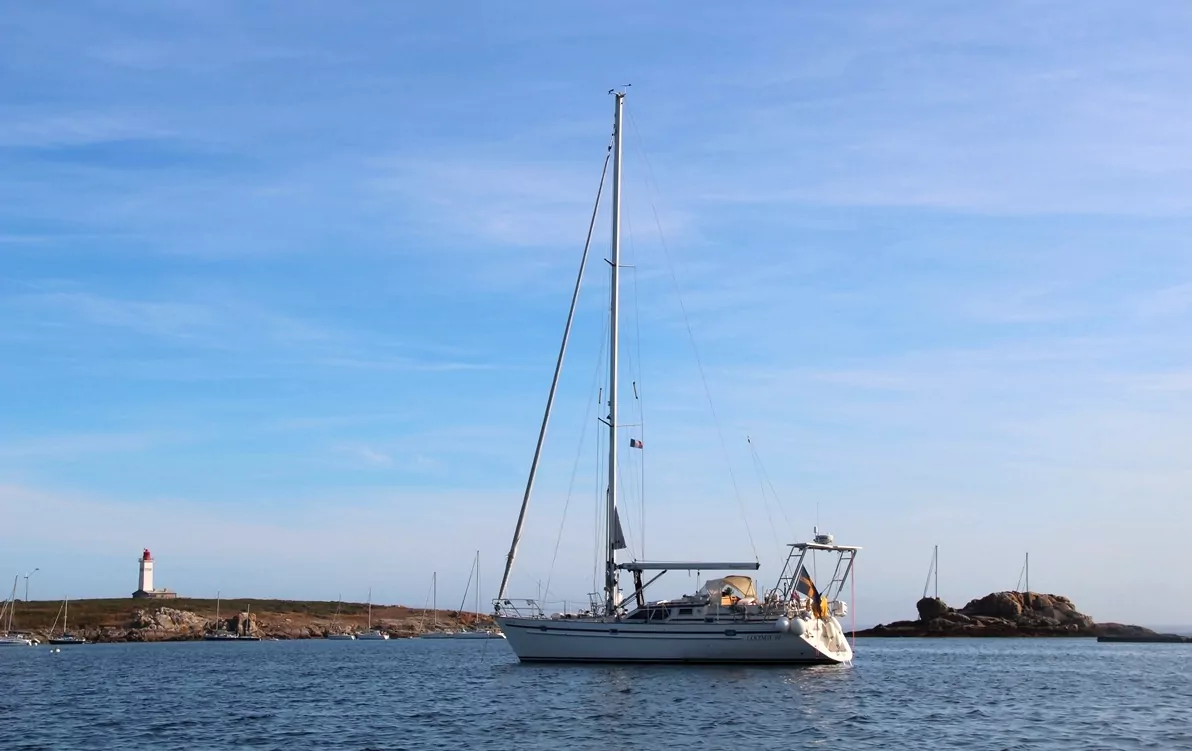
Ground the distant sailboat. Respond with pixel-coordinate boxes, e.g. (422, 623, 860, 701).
(421, 552, 505, 640)
(237, 604, 262, 641)
(0, 575, 34, 647)
(356, 588, 389, 640)
(48, 596, 87, 645)
(203, 591, 256, 641)
(325, 597, 355, 640)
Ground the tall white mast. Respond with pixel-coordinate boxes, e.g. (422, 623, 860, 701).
(605, 90, 625, 616)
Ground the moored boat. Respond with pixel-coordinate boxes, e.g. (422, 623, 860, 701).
(492, 91, 859, 665)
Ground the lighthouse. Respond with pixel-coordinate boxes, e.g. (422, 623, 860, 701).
(132, 548, 177, 599)
(138, 548, 154, 592)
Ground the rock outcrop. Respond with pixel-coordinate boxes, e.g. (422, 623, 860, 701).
(857, 591, 1155, 638)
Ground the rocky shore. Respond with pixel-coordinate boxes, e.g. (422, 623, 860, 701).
(854, 591, 1158, 638)
(8, 598, 495, 643)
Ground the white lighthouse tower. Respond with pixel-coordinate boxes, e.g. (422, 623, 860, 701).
(132, 548, 176, 599)
(138, 548, 154, 593)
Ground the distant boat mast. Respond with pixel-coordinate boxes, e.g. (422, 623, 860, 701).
(922, 545, 939, 600)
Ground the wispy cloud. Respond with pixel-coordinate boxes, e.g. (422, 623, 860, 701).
(335, 444, 394, 468)
(0, 112, 176, 149)
(0, 432, 159, 459)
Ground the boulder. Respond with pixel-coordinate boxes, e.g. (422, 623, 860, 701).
(916, 597, 952, 621)
(925, 617, 964, 633)
(131, 607, 207, 633)
(1094, 622, 1159, 638)
(961, 592, 1024, 620)
(970, 615, 1016, 628)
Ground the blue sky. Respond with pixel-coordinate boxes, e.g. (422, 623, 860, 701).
(2, 1, 1190, 626)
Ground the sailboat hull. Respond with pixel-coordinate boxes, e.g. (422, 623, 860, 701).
(420, 630, 505, 640)
(495, 615, 852, 664)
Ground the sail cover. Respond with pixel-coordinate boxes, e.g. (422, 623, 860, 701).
(703, 575, 757, 600)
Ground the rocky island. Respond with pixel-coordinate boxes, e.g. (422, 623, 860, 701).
(854, 591, 1160, 638)
(9, 597, 496, 643)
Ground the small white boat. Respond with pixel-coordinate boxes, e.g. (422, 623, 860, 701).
(202, 592, 259, 641)
(421, 629, 505, 640)
(325, 598, 356, 639)
(354, 588, 389, 640)
(0, 635, 34, 647)
(419, 554, 505, 640)
(0, 576, 35, 646)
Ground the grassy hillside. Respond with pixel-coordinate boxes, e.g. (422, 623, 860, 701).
(4, 597, 494, 641)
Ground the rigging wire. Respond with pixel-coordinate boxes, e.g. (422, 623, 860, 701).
(626, 107, 759, 561)
(543, 310, 608, 604)
(537, 142, 613, 605)
(418, 575, 435, 631)
(746, 436, 786, 560)
(455, 554, 478, 615)
(747, 436, 798, 538)
(625, 211, 648, 559)
(496, 134, 614, 603)
(593, 311, 611, 597)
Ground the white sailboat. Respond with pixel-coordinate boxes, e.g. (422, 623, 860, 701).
(420, 559, 505, 640)
(492, 91, 859, 664)
(0, 575, 35, 647)
(203, 591, 257, 641)
(355, 588, 390, 640)
(325, 598, 356, 640)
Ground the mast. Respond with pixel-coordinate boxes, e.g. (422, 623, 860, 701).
(368, 587, 372, 630)
(432, 572, 437, 628)
(1025, 552, 1030, 594)
(64, 596, 69, 635)
(605, 90, 625, 616)
(7, 575, 16, 632)
(934, 545, 939, 599)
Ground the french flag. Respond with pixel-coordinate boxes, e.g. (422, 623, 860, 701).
(629, 438, 643, 449)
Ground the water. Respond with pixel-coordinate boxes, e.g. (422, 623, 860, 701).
(2, 638, 1189, 749)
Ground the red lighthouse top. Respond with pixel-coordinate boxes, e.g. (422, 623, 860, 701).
(142, 548, 152, 561)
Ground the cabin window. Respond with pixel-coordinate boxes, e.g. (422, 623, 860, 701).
(678, 608, 693, 615)
(648, 608, 670, 622)
(625, 610, 649, 621)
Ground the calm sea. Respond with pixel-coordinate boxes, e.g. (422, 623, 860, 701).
(2, 638, 1188, 749)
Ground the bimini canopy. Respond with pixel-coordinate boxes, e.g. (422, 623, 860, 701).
(703, 575, 757, 600)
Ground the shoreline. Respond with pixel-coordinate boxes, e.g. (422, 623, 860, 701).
(3, 597, 495, 643)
